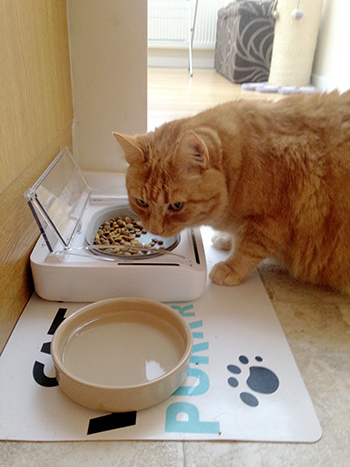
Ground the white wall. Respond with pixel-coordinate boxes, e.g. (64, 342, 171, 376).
(67, 0, 147, 173)
(312, 0, 350, 92)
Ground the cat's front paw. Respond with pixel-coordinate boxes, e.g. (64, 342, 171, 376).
(209, 262, 243, 286)
(211, 232, 233, 251)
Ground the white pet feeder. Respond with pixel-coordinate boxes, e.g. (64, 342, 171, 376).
(25, 148, 207, 302)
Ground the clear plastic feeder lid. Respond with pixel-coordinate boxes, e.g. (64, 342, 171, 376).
(24, 147, 91, 252)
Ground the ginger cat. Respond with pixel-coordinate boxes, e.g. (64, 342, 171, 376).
(114, 91, 350, 293)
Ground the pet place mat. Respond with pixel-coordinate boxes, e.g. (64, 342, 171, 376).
(0, 228, 322, 442)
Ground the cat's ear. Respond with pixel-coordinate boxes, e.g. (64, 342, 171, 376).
(113, 133, 144, 165)
(175, 131, 209, 170)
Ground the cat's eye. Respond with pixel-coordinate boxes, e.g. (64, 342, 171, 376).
(136, 198, 149, 208)
(168, 202, 183, 212)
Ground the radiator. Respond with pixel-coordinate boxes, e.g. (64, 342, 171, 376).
(148, 0, 225, 47)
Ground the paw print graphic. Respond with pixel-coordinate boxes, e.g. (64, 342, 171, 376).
(227, 355, 279, 407)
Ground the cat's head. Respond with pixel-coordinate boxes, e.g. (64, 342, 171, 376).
(113, 127, 228, 237)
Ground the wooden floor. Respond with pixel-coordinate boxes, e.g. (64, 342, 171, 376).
(147, 67, 284, 131)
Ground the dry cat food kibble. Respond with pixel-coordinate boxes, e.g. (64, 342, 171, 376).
(93, 215, 164, 255)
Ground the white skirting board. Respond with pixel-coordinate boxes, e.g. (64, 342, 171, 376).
(148, 47, 215, 69)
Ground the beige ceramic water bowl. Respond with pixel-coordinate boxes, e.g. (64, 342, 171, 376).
(51, 298, 193, 412)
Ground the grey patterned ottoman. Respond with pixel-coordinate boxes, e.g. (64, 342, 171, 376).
(214, 1, 275, 84)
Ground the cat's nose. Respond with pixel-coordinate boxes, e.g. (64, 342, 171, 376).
(148, 215, 164, 236)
